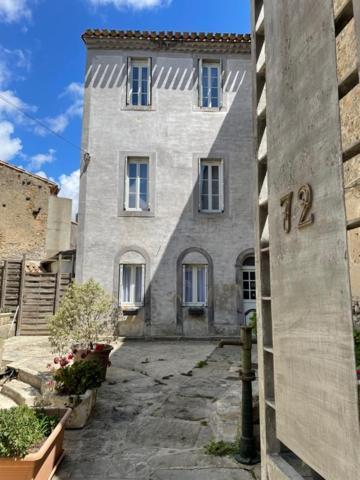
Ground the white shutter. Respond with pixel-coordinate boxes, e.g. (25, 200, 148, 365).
(198, 58, 203, 107)
(147, 57, 152, 106)
(198, 159, 202, 211)
(142, 264, 145, 304)
(220, 160, 225, 212)
(219, 59, 224, 108)
(126, 57, 131, 105)
(119, 265, 123, 304)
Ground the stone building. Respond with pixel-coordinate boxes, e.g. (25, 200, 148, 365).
(0, 160, 73, 260)
(77, 30, 254, 337)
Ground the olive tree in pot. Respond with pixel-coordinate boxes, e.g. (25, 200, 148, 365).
(45, 356, 104, 429)
(48, 279, 118, 381)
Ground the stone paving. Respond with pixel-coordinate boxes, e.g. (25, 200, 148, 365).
(3, 338, 260, 480)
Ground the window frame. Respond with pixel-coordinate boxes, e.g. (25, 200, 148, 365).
(182, 264, 208, 307)
(199, 59, 222, 109)
(199, 159, 224, 213)
(125, 157, 150, 212)
(128, 57, 152, 107)
(119, 264, 145, 307)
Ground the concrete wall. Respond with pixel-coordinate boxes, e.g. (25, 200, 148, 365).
(0, 164, 54, 260)
(46, 196, 72, 258)
(77, 45, 254, 336)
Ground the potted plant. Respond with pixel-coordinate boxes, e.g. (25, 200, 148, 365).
(48, 279, 118, 380)
(0, 404, 71, 480)
(45, 355, 104, 429)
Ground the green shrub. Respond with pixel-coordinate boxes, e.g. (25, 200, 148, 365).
(0, 406, 57, 458)
(53, 359, 103, 396)
(354, 330, 360, 368)
(249, 311, 257, 334)
(204, 439, 239, 456)
(195, 360, 208, 368)
(48, 279, 118, 354)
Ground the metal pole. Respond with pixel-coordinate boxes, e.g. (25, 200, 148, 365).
(234, 325, 260, 465)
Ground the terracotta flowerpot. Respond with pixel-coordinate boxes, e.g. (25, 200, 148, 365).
(0, 407, 71, 480)
(73, 344, 113, 381)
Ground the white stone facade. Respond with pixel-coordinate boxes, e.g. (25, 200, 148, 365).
(77, 32, 254, 337)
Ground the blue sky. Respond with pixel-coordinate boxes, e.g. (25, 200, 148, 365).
(0, 0, 250, 216)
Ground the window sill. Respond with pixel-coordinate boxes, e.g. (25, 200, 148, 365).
(193, 106, 226, 113)
(119, 209, 155, 218)
(198, 210, 224, 215)
(122, 306, 143, 316)
(186, 306, 206, 316)
(123, 105, 155, 112)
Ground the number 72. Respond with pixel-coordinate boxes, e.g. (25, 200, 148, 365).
(280, 183, 314, 233)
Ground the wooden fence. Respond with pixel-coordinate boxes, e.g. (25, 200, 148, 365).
(0, 257, 72, 335)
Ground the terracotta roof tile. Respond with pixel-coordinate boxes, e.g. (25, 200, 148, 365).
(82, 29, 251, 45)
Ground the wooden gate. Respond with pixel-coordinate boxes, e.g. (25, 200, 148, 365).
(0, 257, 72, 336)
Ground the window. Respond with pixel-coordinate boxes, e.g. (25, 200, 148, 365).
(199, 60, 221, 108)
(126, 157, 149, 211)
(129, 58, 151, 106)
(183, 264, 208, 306)
(242, 264, 256, 300)
(200, 159, 224, 212)
(120, 264, 145, 306)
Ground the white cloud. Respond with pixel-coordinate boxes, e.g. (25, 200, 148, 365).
(37, 82, 83, 135)
(28, 148, 56, 170)
(58, 169, 80, 219)
(87, 0, 171, 10)
(0, 0, 31, 23)
(0, 120, 22, 161)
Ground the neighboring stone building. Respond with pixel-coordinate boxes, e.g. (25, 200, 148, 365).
(77, 30, 254, 337)
(0, 160, 73, 260)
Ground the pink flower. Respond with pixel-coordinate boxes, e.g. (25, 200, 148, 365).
(59, 358, 69, 367)
(67, 353, 74, 360)
(47, 363, 52, 369)
(95, 344, 105, 352)
(54, 357, 60, 364)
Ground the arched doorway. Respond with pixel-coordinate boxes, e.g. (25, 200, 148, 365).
(236, 250, 256, 325)
(242, 255, 256, 325)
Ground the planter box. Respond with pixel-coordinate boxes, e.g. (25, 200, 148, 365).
(0, 407, 71, 480)
(48, 390, 97, 429)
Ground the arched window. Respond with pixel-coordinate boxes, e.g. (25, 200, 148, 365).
(119, 251, 146, 308)
(181, 251, 209, 306)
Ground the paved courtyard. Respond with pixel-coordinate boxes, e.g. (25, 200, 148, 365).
(3, 338, 260, 480)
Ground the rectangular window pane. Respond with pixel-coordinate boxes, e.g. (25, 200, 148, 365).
(122, 266, 131, 303)
(212, 179, 219, 195)
(135, 266, 143, 303)
(132, 93, 138, 105)
(140, 178, 147, 195)
(129, 163, 137, 177)
(212, 195, 219, 210)
(129, 177, 136, 194)
(197, 267, 206, 303)
(140, 194, 148, 210)
(132, 66, 139, 81)
(140, 163, 148, 179)
(141, 67, 148, 82)
(128, 193, 136, 209)
(185, 266, 193, 303)
(201, 195, 209, 211)
(141, 94, 147, 106)
(202, 67, 209, 106)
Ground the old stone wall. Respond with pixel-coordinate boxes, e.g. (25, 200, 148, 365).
(0, 164, 54, 260)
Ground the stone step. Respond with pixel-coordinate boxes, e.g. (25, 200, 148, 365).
(1, 379, 40, 406)
(0, 392, 17, 409)
(8, 363, 44, 391)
